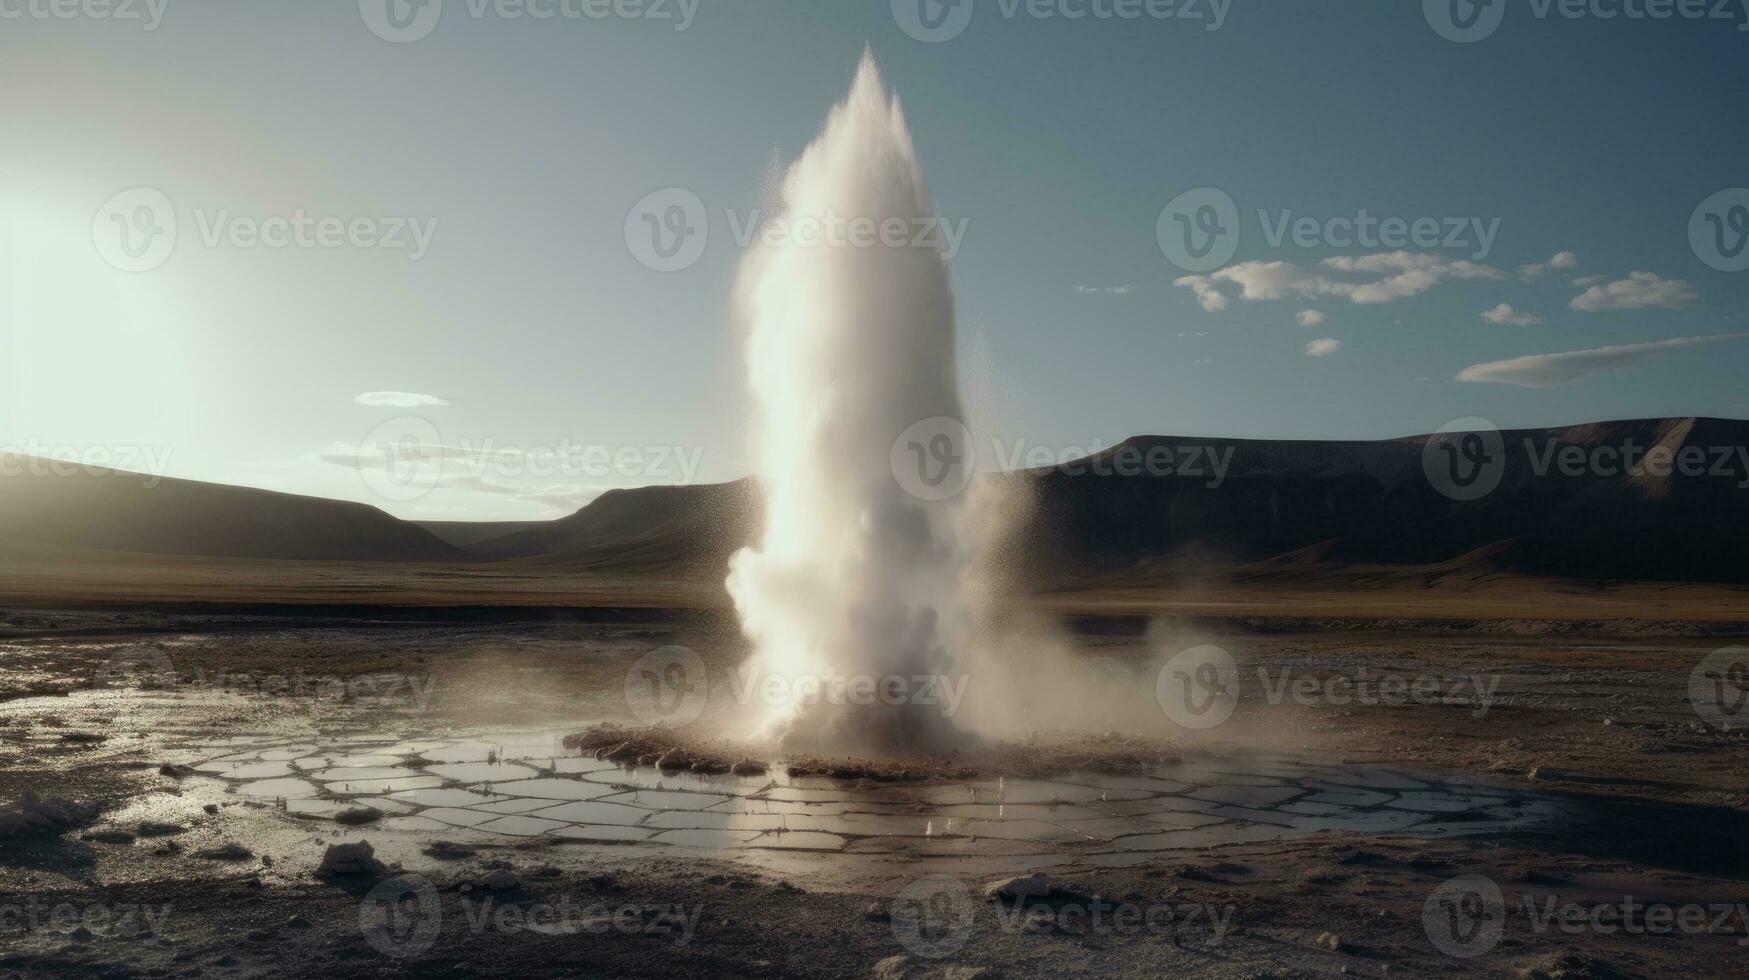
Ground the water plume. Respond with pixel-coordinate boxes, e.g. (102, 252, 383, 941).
(725, 49, 971, 754)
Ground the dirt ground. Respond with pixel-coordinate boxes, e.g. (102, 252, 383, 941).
(2, 605, 1748, 978)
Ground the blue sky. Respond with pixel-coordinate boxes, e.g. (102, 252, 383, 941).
(2, 0, 1746, 519)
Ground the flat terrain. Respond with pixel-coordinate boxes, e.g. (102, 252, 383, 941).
(2, 592, 1747, 978)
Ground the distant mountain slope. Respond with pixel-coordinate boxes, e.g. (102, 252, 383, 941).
(417, 520, 548, 549)
(8, 418, 1745, 583)
(464, 481, 760, 573)
(0, 458, 464, 562)
(1015, 417, 1749, 584)
(470, 417, 1749, 585)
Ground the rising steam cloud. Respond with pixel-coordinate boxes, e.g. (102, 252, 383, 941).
(725, 50, 972, 753)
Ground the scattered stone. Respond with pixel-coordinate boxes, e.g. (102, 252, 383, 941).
(0, 794, 90, 838)
(195, 843, 253, 861)
(871, 956, 991, 980)
(69, 926, 93, 943)
(335, 807, 382, 826)
(287, 915, 310, 929)
(587, 874, 624, 894)
(84, 829, 137, 845)
(1516, 952, 1614, 979)
(138, 821, 185, 837)
(59, 732, 106, 744)
(480, 868, 520, 891)
(203, 804, 219, 815)
(873, 956, 911, 980)
(983, 873, 1058, 901)
(158, 763, 196, 779)
(775, 880, 802, 894)
(424, 840, 476, 861)
(1316, 932, 1345, 952)
(318, 841, 385, 877)
(864, 901, 890, 922)
(1513, 867, 1570, 886)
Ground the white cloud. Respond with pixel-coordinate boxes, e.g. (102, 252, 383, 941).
(1303, 338, 1343, 357)
(1571, 274, 1607, 288)
(1175, 275, 1229, 312)
(1074, 284, 1132, 295)
(1480, 303, 1543, 326)
(1175, 252, 1505, 312)
(1569, 271, 1699, 312)
(355, 391, 450, 408)
(1456, 333, 1749, 388)
(1519, 250, 1578, 277)
(1296, 309, 1326, 328)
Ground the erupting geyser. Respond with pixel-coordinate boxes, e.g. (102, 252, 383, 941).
(726, 50, 973, 754)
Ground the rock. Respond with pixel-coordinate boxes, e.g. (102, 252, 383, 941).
(317, 841, 385, 877)
(138, 821, 185, 837)
(70, 926, 93, 942)
(287, 915, 310, 929)
(480, 869, 519, 891)
(195, 843, 253, 861)
(864, 901, 890, 922)
(1316, 932, 1345, 952)
(59, 732, 106, 744)
(335, 807, 382, 826)
(871, 957, 990, 980)
(425, 840, 476, 860)
(730, 758, 768, 776)
(983, 873, 1056, 900)
(84, 829, 136, 845)
(873, 956, 912, 980)
(158, 763, 196, 779)
(0, 795, 89, 838)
